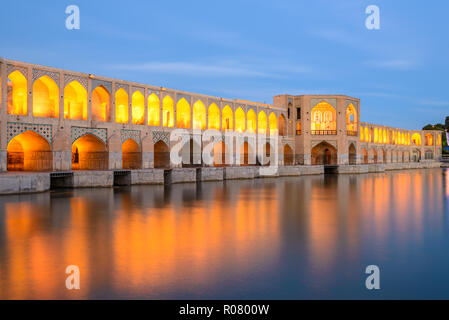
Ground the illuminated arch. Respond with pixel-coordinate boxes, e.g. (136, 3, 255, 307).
(346, 103, 357, 132)
(222, 105, 233, 130)
(122, 138, 141, 169)
(154, 140, 170, 168)
(162, 96, 174, 127)
(425, 133, 433, 146)
(258, 110, 267, 134)
(374, 128, 379, 143)
(311, 101, 336, 132)
(176, 98, 191, 129)
(235, 107, 245, 132)
(349, 143, 357, 165)
(208, 103, 220, 130)
(193, 100, 206, 130)
(131, 91, 145, 125)
(279, 114, 286, 136)
(360, 125, 364, 141)
(437, 134, 442, 146)
(213, 141, 227, 167)
(364, 127, 369, 142)
(7, 130, 52, 171)
(7, 70, 27, 115)
(148, 93, 160, 126)
(311, 141, 337, 165)
(72, 134, 108, 170)
(115, 88, 129, 123)
(64, 80, 87, 120)
(247, 109, 257, 133)
(412, 133, 421, 146)
(33, 75, 59, 118)
(92, 85, 110, 122)
(269, 112, 278, 135)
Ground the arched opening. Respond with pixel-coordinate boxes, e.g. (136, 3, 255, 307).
(402, 151, 405, 162)
(176, 98, 191, 129)
(372, 149, 378, 164)
(33, 75, 59, 118)
(235, 107, 245, 132)
(154, 140, 170, 168)
(7, 131, 52, 171)
(208, 103, 220, 130)
(412, 149, 421, 162)
(311, 101, 336, 134)
(247, 109, 257, 133)
(284, 145, 293, 165)
(182, 138, 202, 167)
(382, 150, 387, 163)
(425, 150, 434, 160)
(122, 139, 141, 169)
(131, 91, 145, 125)
(362, 148, 368, 164)
(279, 114, 286, 136)
(64, 80, 87, 120)
(148, 93, 160, 126)
(348, 143, 356, 165)
(437, 134, 442, 146)
(425, 133, 433, 146)
(269, 112, 278, 135)
(115, 88, 129, 123)
(193, 100, 206, 130)
(364, 127, 369, 142)
(311, 142, 337, 165)
(374, 128, 379, 143)
(360, 126, 364, 141)
(72, 134, 108, 170)
(412, 133, 422, 146)
(222, 105, 233, 131)
(262, 142, 271, 166)
(92, 85, 110, 122)
(239, 141, 254, 166)
(7, 70, 27, 115)
(213, 141, 227, 167)
(346, 103, 357, 133)
(162, 96, 174, 127)
(258, 111, 267, 134)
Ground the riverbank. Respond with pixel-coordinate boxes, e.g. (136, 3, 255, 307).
(0, 161, 443, 195)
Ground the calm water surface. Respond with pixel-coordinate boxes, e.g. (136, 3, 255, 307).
(0, 168, 448, 299)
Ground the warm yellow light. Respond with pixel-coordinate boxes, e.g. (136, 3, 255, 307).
(311, 101, 336, 131)
(360, 126, 364, 141)
(148, 93, 160, 126)
(176, 98, 191, 129)
(92, 85, 110, 121)
(131, 91, 145, 125)
(222, 105, 233, 131)
(247, 109, 257, 133)
(208, 103, 220, 130)
(269, 112, 278, 135)
(64, 80, 87, 120)
(115, 88, 129, 123)
(7, 70, 27, 115)
(162, 96, 174, 127)
(235, 107, 245, 132)
(346, 103, 357, 132)
(33, 75, 59, 118)
(193, 100, 206, 130)
(258, 111, 267, 134)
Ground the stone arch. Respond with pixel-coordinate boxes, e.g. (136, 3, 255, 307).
(284, 144, 293, 165)
(235, 107, 245, 132)
(222, 105, 233, 130)
(7, 70, 28, 115)
(33, 75, 59, 118)
(348, 143, 356, 165)
(269, 112, 278, 135)
(64, 80, 87, 120)
(258, 111, 267, 135)
(239, 141, 255, 166)
(311, 141, 337, 165)
(362, 147, 368, 164)
(7, 130, 53, 171)
(154, 140, 170, 168)
(346, 103, 357, 133)
(425, 133, 433, 146)
(279, 114, 286, 136)
(213, 141, 228, 167)
(247, 109, 257, 133)
(122, 138, 142, 169)
(193, 100, 206, 130)
(131, 90, 145, 125)
(182, 137, 202, 167)
(311, 101, 336, 133)
(148, 93, 160, 126)
(115, 88, 129, 123)
(372, 148, 378, 164)
(92, 85, 110, 122)
(72, 133, 108, 170)
(208, 103, 220, 130)
(162, 95, 174, 127)
(176, 98, 191, 129)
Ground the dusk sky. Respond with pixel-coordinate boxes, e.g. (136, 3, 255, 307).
(1, 0, 448, 129)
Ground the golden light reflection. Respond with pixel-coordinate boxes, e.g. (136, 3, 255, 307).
(131, 91, 145, 125)
(33, 76, 59, 118)
(115, 88, 129, 123)
(7, 70, 28, 115)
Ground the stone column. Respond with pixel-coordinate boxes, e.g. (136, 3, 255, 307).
(27, 66, 33, 117)
(87, 77, 92, 123)
(159, 90, 163, 128)
(59, 71, 64, 125)
(144, 88, 148, 126)
(128, 84, 132, 125)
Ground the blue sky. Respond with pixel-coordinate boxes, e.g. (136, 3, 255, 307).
(1, 0, 448, 129)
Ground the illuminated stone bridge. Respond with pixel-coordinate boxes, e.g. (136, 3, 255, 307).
(0, 57, 443, 178)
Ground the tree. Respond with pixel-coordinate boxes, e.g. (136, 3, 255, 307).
(445, 116, 449, 131)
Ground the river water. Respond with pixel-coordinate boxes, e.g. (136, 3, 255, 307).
(0, 168, 448, 299)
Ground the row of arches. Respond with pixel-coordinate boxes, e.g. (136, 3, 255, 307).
(360, 148, 419, 164)
(6, 130, 295, 172)
(310, 102, 358, 133)
(6, 70, 286, 135)
(360, 126, 440, 147)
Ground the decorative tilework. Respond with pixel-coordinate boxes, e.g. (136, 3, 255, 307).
(311, 140, 337, 149)
(177, 94, 191, 103)
(310, 98, 337, 109)
(32, 68, 60, 83)
(7, 64, 27, 77)
(346, 100, 358, 109)
(91, 79, 112, 93)
(152, 131, 170, 145)
(121, 129, 141, 146)
(115, 83, 128, 92)
(7, 122, 52, 145)
(132, 87, 144, 95)
(71, 126, 107, 144)
(64, 74, 88, 90)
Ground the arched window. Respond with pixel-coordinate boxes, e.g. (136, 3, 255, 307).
(279, 114, 286, 136)
(148, 93, 160, 126)
(131, 91, 145, 125)
(115, 88, 129, 123)
(7, 70, 27, 115)
(208, 103, 220, 130)
(222, 105, 233, 130)
(177, 98, 191, 129)
(64, 80, 87, 120)
(425, 133, 433, 146)
(412, 133, 422, 146)
(247, 109, 257, 133)
(193, 100, 206, 130)
(33, 75, 59, 118)
(311, 101, 336, 133)
(258, 111, 267, 134)
(346, 103, 357, 133)
(92, 85, 110, 122)
(162, 96, 174, 127)
(269, 113, 278, 135)
(235, 107, 245, 132)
